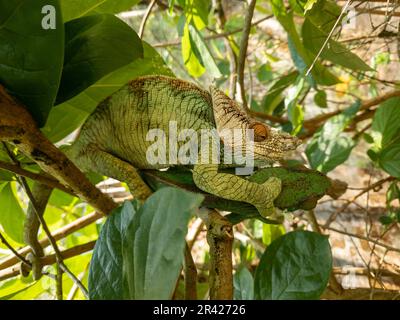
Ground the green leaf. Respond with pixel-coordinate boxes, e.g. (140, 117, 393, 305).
(183, 0, 210, 30)
(181, 22, 205, 78)
(379, 215, 394, 226)
(0, 0, 64, 127)
(369, 97, 400, 178)
(56, 14, 143, 104)
(285, 77, 305, 135)
(60, 0, 141, 22)
(233, 267, 254, 300)
(187, 24, 222, 78)
(305, 0, 341, 33)
(302, 19, 373, 72)
(386, 181, 400, 205)
(124, 188, 203, 299)
(271, 1, 339, 86)
(304, 0, 318, 12)
(261, 71, 299, 114)
(314, 90, 328, 108)
(89, 201, 138, 300)
(254, 230, 332, 300)
(262, 224, 285, 246)
(257, 63, 273, 83)
(42, 42, 173, 142)
(306, 101, 361, 173)
(89, 188, 203, 300)
(0, 183, 25, 244)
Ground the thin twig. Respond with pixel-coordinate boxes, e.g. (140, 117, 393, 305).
(237, 0, 257, 109)
(0, 232, 31, 267)
(17, 173, 89, 299)
(306, 0, 352, 76)
(138, 0, 157, 39)
(0, 211, 103, 271)
(152, 15, 273, 48)
(321, 225, 400, 253)
(324, 177, 394, 227)
(0, 241, 96, 282)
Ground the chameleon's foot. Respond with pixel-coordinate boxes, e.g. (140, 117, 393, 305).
(254, 177, 283, 220)
(261, 176, 282, 199)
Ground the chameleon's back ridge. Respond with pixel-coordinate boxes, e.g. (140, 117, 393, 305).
(75, 75, 216, 169)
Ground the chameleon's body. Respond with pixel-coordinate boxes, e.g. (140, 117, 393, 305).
(67, 75, 300, 218)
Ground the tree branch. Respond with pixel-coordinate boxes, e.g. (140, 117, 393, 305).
(138, 0, 157, 38)
(237, 0, 257, 109)
(0, 160, 74, 195)
(0, 84, 117, 215)
(0, 241, 96, 282)
(198, 209, 234, 300)
(0, 211, 102, 271)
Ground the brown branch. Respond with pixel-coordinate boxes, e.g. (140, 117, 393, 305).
(324, 177, 395, 227)
(0, 211, 102, 271)
(17, 171, 89, 298)
(237, 0, 257, 110)
(321, 287, 400, 300)
(0, 232, 30, 267)
(184, 243, 197, 300)
(0, 84, 117, 215)
(0, 160, 74, 195)
(0, 241, 96, 282)
(199, 209, 233, 300)
(322, 225, 400, 253)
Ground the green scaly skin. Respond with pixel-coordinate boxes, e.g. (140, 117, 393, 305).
(67, 75, 301, 219)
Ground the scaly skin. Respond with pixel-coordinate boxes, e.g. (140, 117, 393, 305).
(67, 75, 301, 218)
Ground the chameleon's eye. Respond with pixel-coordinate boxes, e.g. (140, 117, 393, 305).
(249, 122, 269, 142)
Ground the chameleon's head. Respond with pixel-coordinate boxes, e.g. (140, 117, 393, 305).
(210, 86, 301, 162)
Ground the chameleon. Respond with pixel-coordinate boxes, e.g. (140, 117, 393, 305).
(64, 75, 301, 218)
(21, 75, 300, 279)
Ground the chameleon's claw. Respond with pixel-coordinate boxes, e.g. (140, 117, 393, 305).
(261, 176, 282, 199)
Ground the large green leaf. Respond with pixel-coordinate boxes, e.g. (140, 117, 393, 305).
(88, 201, 137, 300)
(0, 183, 25, 244)
(233, 267, 254, 300)
(0, 0, 64, 127)
(88, 188, 203, 300)
(42, 42, 173, 143)
(56, 14, 143, 104)
(60, 0, 141, 22)
(124, 188, 203, 299)
(369, 97, 400, 178)
(302, 19, 373, 72)
(254, 230, 332, 300)
(306, 101, 361, 173)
